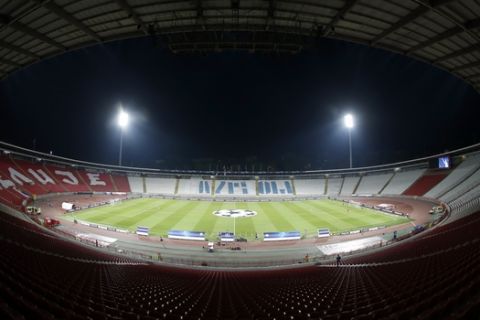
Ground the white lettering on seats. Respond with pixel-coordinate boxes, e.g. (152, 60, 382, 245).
(54, 170, 79, 185)
(8, 167, 34, 185)
(28, 169, 55, 185)
(87, 173, 106, 186)
(0, 175, 15, 189)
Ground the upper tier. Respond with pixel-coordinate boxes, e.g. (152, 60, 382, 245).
(1, 145, 480, 222)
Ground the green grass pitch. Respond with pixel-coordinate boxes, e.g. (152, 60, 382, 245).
(66, 198, 409, 240)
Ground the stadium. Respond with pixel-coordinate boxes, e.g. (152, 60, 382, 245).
(1, 0, 480, 319)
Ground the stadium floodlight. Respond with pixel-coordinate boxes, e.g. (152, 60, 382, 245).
(117, 109, 129, 166)
(118, 110, 129, 128)
(344, 114, 354, 168)
(344, 114, 354, 129)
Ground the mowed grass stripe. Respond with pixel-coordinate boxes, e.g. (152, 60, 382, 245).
(295, 201, 354, 231)
(261, 202, 296, 231)
(71, 198, 156, 225)
(192, 202, 220, 232)
(303, 200, 407, 231)
(73, 198, 151, 221)
(327, 202, 391, 229)
(311, 200, 372, 227)
(335, 208, 373, 228)
(328, 201, 409, 227)
(237, 203, 257, 238)
(268, 202, 316, 232)
(98, 200, 171, 226)
(209, 202, 240, 237)
(222, 202, 258, 239)
(281, 201, 337, 231)
(149, 201, 200, 236)
(172, 201, 215, 232)
(112, 200, 181, 229)
(245, 202, 276, 232)
(131, 200, 191, 229)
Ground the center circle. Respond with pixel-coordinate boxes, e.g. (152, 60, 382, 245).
(213, 209, 257, 218)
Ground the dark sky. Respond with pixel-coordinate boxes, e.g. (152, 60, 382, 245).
(0, 37, 479, 170)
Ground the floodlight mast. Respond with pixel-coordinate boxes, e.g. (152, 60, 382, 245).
(344, 114, 354, 168)
(118, 109, 129, 166)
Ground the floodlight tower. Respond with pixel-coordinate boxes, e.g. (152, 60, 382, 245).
(117, 109, 129, 166)
(344, 114, 354, 168)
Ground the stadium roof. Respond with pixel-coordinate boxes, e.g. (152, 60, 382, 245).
(1, 0, 480, 91)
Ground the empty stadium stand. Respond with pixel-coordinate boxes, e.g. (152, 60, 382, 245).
(0, 156, 51, 195)
(214, 180, 256, 196)
(0, 150, 477, 210)
(0, 157, 131, 210)
(355, 172, 393, 195)
(381, 169, 426, 195)
(340, 176, 360, 195)
(77, 170, 116, 193)
(441, 169, 480, 203)
(127, 176, 144, 193)
(1, 143, 480, 319)
(0, 155, 66, 195)
(425, 153, 480, 199)
(110, 173, 131, 193)
(449, 186, 480, 222)
(258, 180, 293, 196)
(44, 163, 91, 193)
(326, 177, 343, 195)
(402, 171, 448, 196)
(294, 178, 326, 195)
(0, 207, 478, 319)
(144, 177, 177, 194)
(177, 177, 210, 195)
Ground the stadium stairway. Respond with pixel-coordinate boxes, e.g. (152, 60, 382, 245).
(0, 156, 133, 209)
(111, 174, 131, 193)
(16, 157, 68, 193)
(76, 170, 93, 192)
(352, 175, 362, 194)
(290, 178, 297, 196)
(9, 156, 50, 195)
(0, 164, 28, 209)
(108, 174, 118, 192)
(378, 172, 395, 194)
(0, 156, 42, 199)
(174, 178, 180, 195)
(437, 166, 480, 199)
(338, 176, 345, 195)
(41, 162, 69, 193)
(425, 154, 480, 199)
(142, 177, 147, 193)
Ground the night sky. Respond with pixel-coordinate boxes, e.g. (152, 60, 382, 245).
(0, 37, 479, 171)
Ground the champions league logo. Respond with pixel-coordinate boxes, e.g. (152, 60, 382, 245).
(213, 209, 257, 218)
